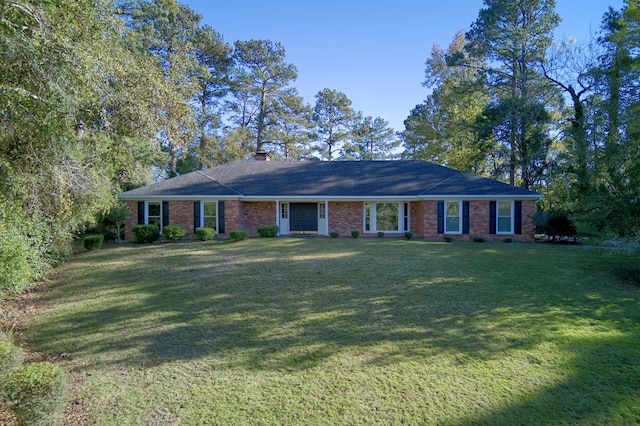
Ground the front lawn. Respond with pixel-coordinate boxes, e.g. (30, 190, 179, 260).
(15, 239, 640, 424)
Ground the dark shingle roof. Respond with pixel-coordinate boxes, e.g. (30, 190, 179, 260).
(119, 160, 539, 199)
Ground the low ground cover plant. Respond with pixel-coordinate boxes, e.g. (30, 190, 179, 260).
(229, 229, 248, 241)
(257, 225, 278, 238)
(194, 227, 215, 241)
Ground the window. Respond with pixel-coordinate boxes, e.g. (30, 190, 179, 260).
(319, 202, 326, 219)
(497, 201, 513, 234)
(363, 203, 406, 233)
(148, 202, 161, 228)
(281, 202, 288, 219)
(364, 203, 371, 232)
(445, 201, 461, 234)
(376, 203, 399, 231)
(203, 201, 217, 230)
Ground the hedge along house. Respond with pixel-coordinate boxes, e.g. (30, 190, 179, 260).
(119, 154, 541, 241)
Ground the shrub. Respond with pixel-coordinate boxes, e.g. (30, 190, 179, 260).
(195, 227, 216, 241)
(229, 229, 248, 241)
(443, 236, 454, 242)
(1, 362, 67, 426)
(404, 232, 413, 240)
(351, 230, 360, 239)
(0, 339, 23, 380)
(472, 236, 486, 243)
(377, 231, 385, 238)
(503, 237, 513, 243)
(330, 231, 339, 239)
(131, 224, 160, 244)
(83, 234, 104, 251)
(162, 224, 185, 242)
(257, 225, 278, 238)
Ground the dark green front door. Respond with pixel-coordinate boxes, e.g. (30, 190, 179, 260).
(290, 203, 318, 233)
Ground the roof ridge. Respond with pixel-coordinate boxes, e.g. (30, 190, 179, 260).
(196, 170, 244, 196)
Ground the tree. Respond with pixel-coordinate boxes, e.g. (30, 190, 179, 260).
(192, 24, 233, 169)
(229, 39, 301, 154)
(311, 88, 356, 160)
(345, 116, 399, 160)
(467, 0, 561, 188)
(128, 0, 201, 177)
(401, 31, 494, 173)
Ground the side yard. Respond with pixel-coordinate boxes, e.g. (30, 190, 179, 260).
(2, 239, 640, 424)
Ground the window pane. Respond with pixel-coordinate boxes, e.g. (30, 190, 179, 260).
(148, 203, 161, 217)
(446, 203, 459, 216)
(498, 201, 511, 216)
(149, 217, 161, 227)
(364, 203, 371, 231)
(376, 203, 398, 231)
(446, 217, 460, 233)
(319, 203, 326, 219)
(203, 202, 216, 216)
(281, 203, 288, 219)
(498, 217, 511, 233)
(204, 217, 216, 229)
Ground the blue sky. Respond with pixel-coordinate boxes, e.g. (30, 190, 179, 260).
(182, 0, 623, 132)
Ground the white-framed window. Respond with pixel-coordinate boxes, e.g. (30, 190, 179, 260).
(202, 201, 217, 230)
(281, 202, 289, 219)
(148, 201, 162, 228)
(445, 201, 461, 234)
(362, 202, 406, 233)
(319, 202, 326, 219)
(497, 201, 514, 234)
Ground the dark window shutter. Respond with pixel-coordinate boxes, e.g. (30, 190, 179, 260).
(514, 201, 522, 234)
(218, 201, 225, 233)
(489, 201, 497, 234)
(194, 201, 201, 232)
(137, 201, 145, 225)
(437, 201, 444, 234)
(462, 201, 470, 234)
(162, 201, 169, 227)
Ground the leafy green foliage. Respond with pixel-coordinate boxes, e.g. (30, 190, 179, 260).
(404, 231, 413, 240)
(1, 362, 67, 426)
(195, 227, 216, 241)
(257, 225, 278, 238)
(163, 224, 186, 242)
(377, 231, 385, 238)
(312, 88, 356, 160)
(0, 338, 23, 381)
(351, 230, 360, 239)
(132, 225, 160, 244)
(472, 236, 486, 243)
(330, 231, 339, 238)
(229, 229, 248, 241)
(83, 234, 105, 251)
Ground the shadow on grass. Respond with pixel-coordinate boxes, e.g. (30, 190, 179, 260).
(30, 238, 640, 423)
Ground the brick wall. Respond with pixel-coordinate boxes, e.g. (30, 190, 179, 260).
(242, 201, 276, 234)
(124, 200, 139, 240)
(409, 201, 424, 238)
(223, 200, 243, 233)
(328, 202, 363, 236)
(168, 201, 195, 236)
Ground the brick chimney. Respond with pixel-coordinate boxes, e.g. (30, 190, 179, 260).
(255, 150, 270, 161)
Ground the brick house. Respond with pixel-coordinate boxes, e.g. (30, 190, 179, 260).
(119, 154, 541, 241)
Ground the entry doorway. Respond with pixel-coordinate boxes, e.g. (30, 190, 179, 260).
(289, 203, 318, 234)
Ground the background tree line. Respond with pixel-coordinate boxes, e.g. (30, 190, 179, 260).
(401, 0, 639, 239)
(0, 0, 637, 296)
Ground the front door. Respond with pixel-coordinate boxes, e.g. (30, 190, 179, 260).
(289, 203, 318, 234)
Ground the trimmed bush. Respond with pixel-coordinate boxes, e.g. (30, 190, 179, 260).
(472, 236, 486, 243)
(503, 237, 513, 243)
(83, 234, 104, 251)
(131, 224, 160, 244)
(257, 225, 278, 238)
(330, 231, 339, 239)
(1, 362, 67, 426)
(229, 229, 248, 241)
(404, 231, 413, 240)
(377, 231, 385, 238)
(163, 224, 185, 243)
(443, 236, 454, 242)
(0, 339, 24, 380)
(351, 230, 360, 239)
(195, 227, 216, 241)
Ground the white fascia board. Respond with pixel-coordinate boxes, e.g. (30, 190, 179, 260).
(241, 195, 421, 202)
(118, 194, 241, 200)
(418, 194, 543, 200)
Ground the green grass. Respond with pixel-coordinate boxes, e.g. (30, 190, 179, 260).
(23, 239, 640, 424)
